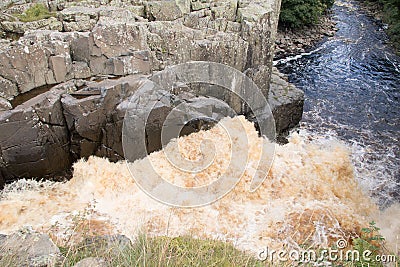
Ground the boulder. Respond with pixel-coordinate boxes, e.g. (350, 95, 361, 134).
(268, 67, 304, 133)
(0, 44, 50, 94)
(59, 6, 99, 32)
(0, 97, 12, 111)
(0, 76, 18, 101)
(0, 232, 61, 267)
(74, 257, 107, 267)
(91, 23, 147, 58)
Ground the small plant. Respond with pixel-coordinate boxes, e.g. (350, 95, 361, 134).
(16, 4, 55, 23)
(349, 221, 386, 267)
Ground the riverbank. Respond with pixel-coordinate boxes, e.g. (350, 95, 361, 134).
(275, 0, 400, 208)
(274, 14, 338, 59)
(357, 0, 400, 53)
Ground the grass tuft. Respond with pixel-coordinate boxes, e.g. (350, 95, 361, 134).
(16, 4, 55, 23)
(60, 234, 264, 267)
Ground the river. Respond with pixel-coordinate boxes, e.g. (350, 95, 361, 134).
(275, 0, 400, 208)
(0, 0, 399, 253)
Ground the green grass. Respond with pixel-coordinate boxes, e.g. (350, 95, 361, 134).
(16, 4, 55, 23)
(59, 228, 399, 267)
(1, 221, 397, 266)
(59, 234, 264, 267)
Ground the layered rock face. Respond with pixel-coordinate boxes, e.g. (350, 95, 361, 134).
(0, 0, 304, 184)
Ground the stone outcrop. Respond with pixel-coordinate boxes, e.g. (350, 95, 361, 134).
(61, 75, 146, 162)
(269, 67, 304, 133)
(0, 86, 71, 182)
(0, 0, 305, 185)
(0, 0, 280, 96)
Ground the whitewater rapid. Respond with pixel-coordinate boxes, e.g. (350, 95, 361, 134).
(2, 116, 398, 254)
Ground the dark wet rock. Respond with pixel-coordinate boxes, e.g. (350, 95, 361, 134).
(61, 75, 146, 161)
(269, 67, 304, 133)
(0, 87, 71, 181)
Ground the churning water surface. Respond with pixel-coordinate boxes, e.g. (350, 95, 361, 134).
(275, 0, 400, 208)
(0, 0, 399, 251)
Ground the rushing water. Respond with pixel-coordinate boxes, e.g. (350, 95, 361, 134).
(275, 0, 400, 208)
(0, 0, 399, 251)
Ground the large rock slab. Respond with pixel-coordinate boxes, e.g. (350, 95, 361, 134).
(0, 17, 62, 34)
(61, 75, 146, 161)
(0, 44, 51, 94)
(144, 21, 248, 71)
(60, 6, 99, 32)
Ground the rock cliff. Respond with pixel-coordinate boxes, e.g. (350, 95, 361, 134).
(0, 0, 304, 184)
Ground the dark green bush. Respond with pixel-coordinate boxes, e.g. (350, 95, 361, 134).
(279, 0, 334, 28)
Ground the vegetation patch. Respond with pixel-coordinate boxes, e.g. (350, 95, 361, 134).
(60, 234, 263, 267)
(16, 3, 56, 23)
(0, 222, 397, 266)
(279, 0, 335, 28)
